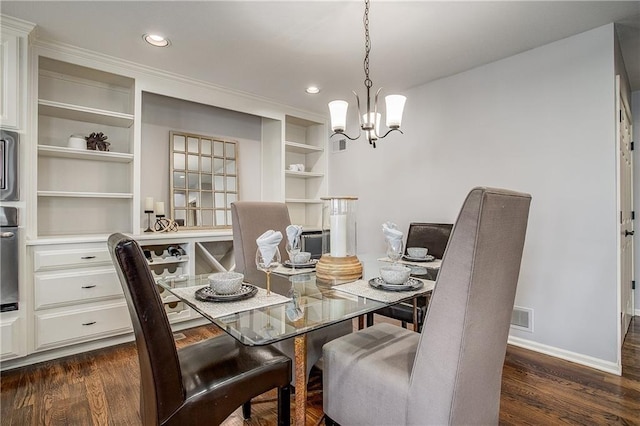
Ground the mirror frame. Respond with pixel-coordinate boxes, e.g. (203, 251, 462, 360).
(169, 131, 239, 229)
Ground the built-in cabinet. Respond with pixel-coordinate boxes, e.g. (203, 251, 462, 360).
(284, 115, 327, 229)
(1, 28, 329, 369)
(36, 57, 135, 237)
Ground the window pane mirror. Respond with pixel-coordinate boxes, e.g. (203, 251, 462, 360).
(170, 131, 239, 229)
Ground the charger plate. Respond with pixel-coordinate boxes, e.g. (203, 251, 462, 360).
(402, 254, 435, 262)
(369, 277, 424, 292)
(282, 259, 318, 269)
(195, 283, 258, 302)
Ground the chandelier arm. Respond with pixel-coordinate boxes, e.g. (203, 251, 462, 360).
(330, 131, 361, 141)
(372, 87, 382, 138)
(354, 91, 363, 130)
(377, 128, 404, 140)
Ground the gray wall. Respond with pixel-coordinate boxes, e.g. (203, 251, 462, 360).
(140, 92, 262, 228)
(329, 24, 621, 368)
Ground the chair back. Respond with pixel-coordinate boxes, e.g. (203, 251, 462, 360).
(231, 201, 292, 292)
(407, 188, 531, 425)
(108, 233, 184, 425)
(405, 222, 453, 259)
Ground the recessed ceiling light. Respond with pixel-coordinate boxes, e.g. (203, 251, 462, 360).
(143, 34, 170, 47)
(306, 86, 320, 94)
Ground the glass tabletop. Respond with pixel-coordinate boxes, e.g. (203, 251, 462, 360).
(157, 272, 389, 346)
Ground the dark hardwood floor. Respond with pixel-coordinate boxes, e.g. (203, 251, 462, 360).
(1, 317, 638, 425)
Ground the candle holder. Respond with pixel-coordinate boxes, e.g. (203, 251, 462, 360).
(144, 210, 154, 232)
(316, 196, 362, 284)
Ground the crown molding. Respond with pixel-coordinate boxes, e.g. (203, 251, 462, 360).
(0, 14, 36, 34)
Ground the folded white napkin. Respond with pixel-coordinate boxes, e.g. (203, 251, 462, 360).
(382, 221, 403, 242)
(256, 230, 283, 266)
(286, 224, 303, 250)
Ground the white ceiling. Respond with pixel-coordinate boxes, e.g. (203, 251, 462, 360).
(2, 1, 640, 115)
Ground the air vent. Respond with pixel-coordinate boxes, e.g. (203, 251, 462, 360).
(510, 306, 533, 332)
(333, 138, 347, 153)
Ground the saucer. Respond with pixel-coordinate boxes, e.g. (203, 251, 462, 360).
(283, 259, 318, 269)
(402, 254, 435, 262)
(368, 277, 424, 292)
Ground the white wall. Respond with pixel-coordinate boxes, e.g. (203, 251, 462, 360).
(633, 90, 640, 315)
(330, 24, 620, 366)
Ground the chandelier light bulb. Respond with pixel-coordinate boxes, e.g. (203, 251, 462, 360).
(329, 100, 349, 132)
(385, 95, 406, 129)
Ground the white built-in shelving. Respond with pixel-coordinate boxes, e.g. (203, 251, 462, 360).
(36, 57, 135, 237)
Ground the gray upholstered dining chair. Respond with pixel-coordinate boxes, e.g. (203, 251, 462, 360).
(323, 187, 531, 425)
(231, 201, 353, 383)
(108, 233, 291, 425)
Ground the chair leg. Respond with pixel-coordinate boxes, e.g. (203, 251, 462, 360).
(366, 313, 374, 327)
(401, 321, 407, 329)
(242, 400, 251, 419)
(277, 385, 291, 426)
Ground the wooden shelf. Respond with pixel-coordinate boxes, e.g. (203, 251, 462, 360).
(38, 145, 134, 163)
(147, 257, 189, 266)
(285, 170, 324, 179)
(38, 191, 133, 199)
(285, 141, 324, 154)
(285, 198, 323, 204)
(39, 99, 134, 128)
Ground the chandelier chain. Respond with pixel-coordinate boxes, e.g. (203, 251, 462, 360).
(363, 0, 372, 88)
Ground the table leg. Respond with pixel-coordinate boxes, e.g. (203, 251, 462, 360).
(294, 334, 308, 426)
(413, 298, 419, 332)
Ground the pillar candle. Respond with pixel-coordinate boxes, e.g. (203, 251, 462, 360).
(330, 214, 347, 257)
(144, 197, 154, 211)
(155, 201, 165, 216)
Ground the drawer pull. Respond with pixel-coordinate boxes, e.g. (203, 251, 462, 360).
(81, 285, 97, 289)
(82, 321, 97, 326)
(81, 256, 96, 260)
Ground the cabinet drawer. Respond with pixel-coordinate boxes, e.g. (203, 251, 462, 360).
(35, 268, 122, 310)
(35, 302, 131, 350)
(34, 247, 112, 271)
(0, 314, 23, 360)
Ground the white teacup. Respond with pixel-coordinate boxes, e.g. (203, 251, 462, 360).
(407, 247, 428, 258)
(289, 164, 298, 171)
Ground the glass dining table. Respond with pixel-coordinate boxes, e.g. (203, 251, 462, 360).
(156, 255, 437, 425)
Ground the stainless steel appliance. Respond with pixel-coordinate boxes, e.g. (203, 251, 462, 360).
(1, 207, 19, 311)
(1, 130, 19, 201)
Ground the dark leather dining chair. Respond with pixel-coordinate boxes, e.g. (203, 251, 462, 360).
(324, 187, 531, 425)
(368, 222, 453, 331)
(231, 201, 353, 383)
(108, 233, 291, 425)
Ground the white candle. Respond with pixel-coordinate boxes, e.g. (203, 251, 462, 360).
(330, 214, 347, 257)
(144, 197, 154, 211)
(155, 201, 165, 216)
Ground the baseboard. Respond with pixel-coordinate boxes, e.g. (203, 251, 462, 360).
(507, 335, 621, 376)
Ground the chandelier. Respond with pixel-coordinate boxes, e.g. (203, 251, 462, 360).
(328, 0, 406, 148)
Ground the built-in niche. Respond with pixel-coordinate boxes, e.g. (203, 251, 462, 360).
(170, 131, 238, 228)
(140, 92, 262, 231)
